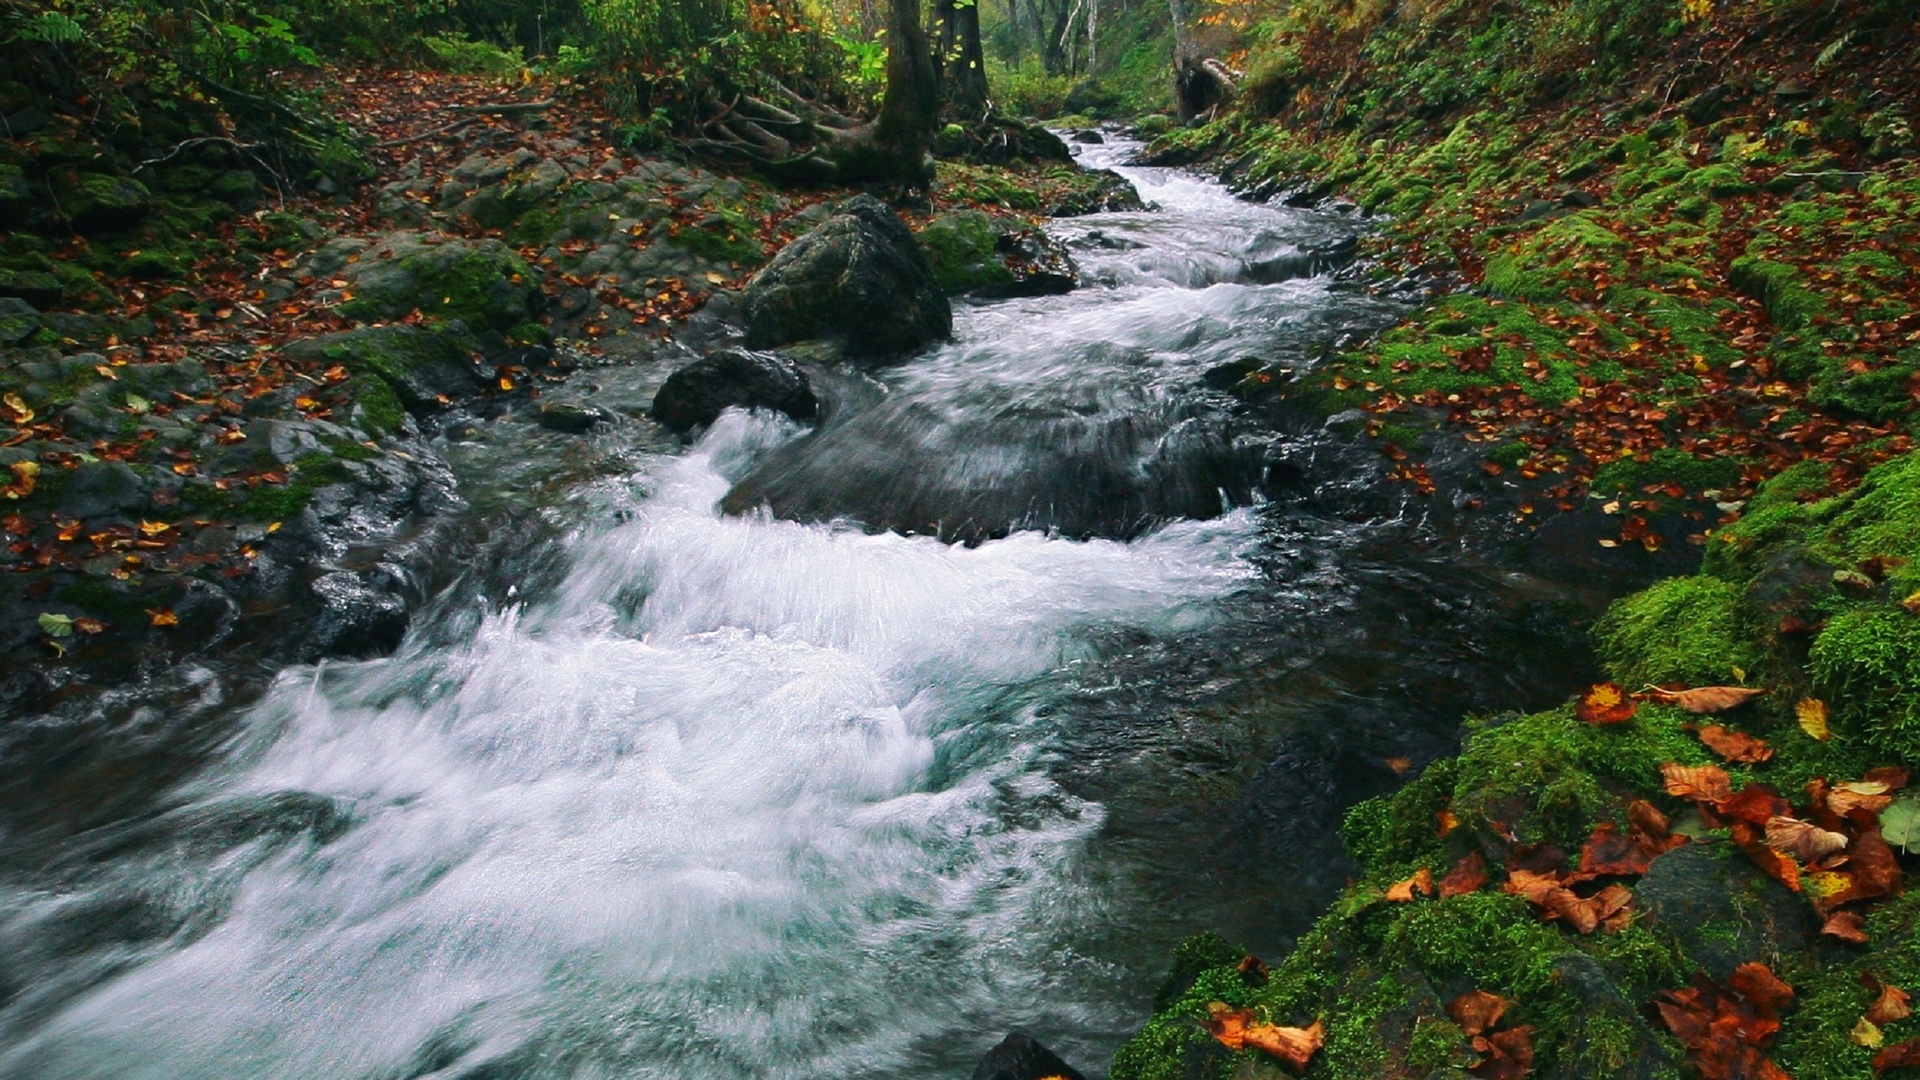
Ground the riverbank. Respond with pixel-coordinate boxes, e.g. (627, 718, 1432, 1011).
(1109, 0, 1920, 1075)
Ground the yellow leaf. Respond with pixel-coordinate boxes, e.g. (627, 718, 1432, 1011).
(1853, 1017, 1884, 1049)
(706, 270, 726, 285)
(3, 391, 35, 423)
(1797, 697, 1832, 741)
(138, 520, 171, 536)
(1903, 589, 1920, 616)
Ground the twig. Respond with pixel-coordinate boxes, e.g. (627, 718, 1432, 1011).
(133, 136, 263, 173)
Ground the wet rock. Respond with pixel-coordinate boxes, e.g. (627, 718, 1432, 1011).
(306, 571, 410, 659)
(650, 348, 817, 433)
(970, 1032, 1088, 1080)
(0, 297, 38, 345)
(741, 194, 951, 357)
(0, 268, 63, 308)
(57, 461, 148, 518)
(536, 400, 612, 433)
(1636, 841, 1815, 982)
(282, 323, 490, 413)
(1047, 169, 1146, 217)
(1071, 129, 1105, 144)
(336, 231, 545, 333)
(0, 163, 29, 225)
(1549, 953, 1679, 1079)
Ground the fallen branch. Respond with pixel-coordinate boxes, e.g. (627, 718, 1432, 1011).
(133, 136, 263, 173)
(374, 119, 478, 149)
(448, 100, 554, 116)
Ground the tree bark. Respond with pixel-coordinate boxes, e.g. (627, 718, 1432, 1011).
(868, 0, 940, 182)
(935, 0, 992, 120)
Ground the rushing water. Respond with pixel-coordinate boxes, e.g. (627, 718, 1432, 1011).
(0, 140, 1625, 1079)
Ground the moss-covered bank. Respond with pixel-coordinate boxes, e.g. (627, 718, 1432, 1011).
(1115, 447, 1920, 1079)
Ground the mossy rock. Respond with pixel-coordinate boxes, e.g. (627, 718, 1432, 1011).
(917, 210, 1020, 295)
(281, 322, 489, 415)
(60, 171, 153, 233)
(0, 267, 63, 308)
(336, 232, 545, 333)
(1482, 212, 1627, 303)
(1594, 575, 1762, 689)
(1729, 255, 1826, 331)
(0, 162, 29, 226)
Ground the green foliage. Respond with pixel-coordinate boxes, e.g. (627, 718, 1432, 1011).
(421, 32, 523, 77)
(1810, 605, 1920, 761)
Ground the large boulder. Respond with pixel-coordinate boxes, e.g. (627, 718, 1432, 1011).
(282, 322, 490, 416)
(917, 210, 1078, 298)
(335, 231, 545, 334)
(971, 1032, 1088, 1080)
(650, 348, 817, 433)
(741, 195, 950, 357)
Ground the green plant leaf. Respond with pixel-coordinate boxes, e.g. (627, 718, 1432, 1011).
(1884, 796, 1920, 853)
(38, 612, 75, 638)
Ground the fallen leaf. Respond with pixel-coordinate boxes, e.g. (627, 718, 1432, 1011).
(1694, 725, 1773, 763)
(1577, 822, 1654, 878)
(1577, 682, 1637, 725)
(1831, 781, 1896, 819)
(1732, 822, 1802, 892)
(1243, 1017, 1323, 1070)
(1867, 983, 1912, 1025)
(1719, 786, 1794, 828)
(2, 391, 33, 423)
(1797, 698, 1832, 741)
(1663, 762, 1734, 803)
(1822, 911, 1869, 943)
(147, 608, 179, 627)
(1469, 1025, 1534, 1080)
(1882, 796, 1920, 853)
(1648, 685, 1767, 714)
(1765, 816, 1849, 863)
(1441, 851, 1488, 897)
(1449, 990, 1511, 1036)
(1729, 962, 1795, 1016)
(1855, 1017, 1885, 1049)
(1874, 1039, 1920, 1071)
(37, 612, 74, 638)
(1386, 867, 1435, 902)
(73, 617, 104, 635)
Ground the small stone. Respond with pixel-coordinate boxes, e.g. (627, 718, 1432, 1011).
(536, 401, 611, 433)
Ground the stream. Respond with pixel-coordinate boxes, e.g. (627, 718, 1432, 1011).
(0, 140, 1640, 1079)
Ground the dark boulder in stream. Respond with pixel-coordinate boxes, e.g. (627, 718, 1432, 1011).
(741, 194, 951, 357)
(650, 348, 818, 433)
(971, 1032, 1090, 1080)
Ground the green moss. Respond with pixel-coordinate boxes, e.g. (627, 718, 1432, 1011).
(916, 210, 1018, 295)
(1589, 446, 1743, 498)
(1381, 893, 1573, 997)
(1594, 575, 1761, 688)
(1809, 605, 1920, 761)
(1730, 255, 1827, 331)
(237, 451, 353, 521)
(57, 577, 152, 621)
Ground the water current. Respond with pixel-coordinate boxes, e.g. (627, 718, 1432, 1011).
(0, 140, 1629, 1078)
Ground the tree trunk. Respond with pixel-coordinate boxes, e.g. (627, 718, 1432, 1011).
(937, 0, 991, 120)
(868, 0, 940, 183)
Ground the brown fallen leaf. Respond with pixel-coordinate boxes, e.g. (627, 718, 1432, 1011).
(1577, 682, 1637, 725)
(1718, 786, 1794, 828)
(1663, 762, 1735, 803)
(1385, 867, 1435, 902)
(1469, 1025, 1534, 1080)
(1815, 828, 1905, 915)
(1732, 821, 1803, 892)
(1729, 962, 1796, 1016)
(1647, 685, 1767, 714)
(1449, 989, 1512, 1036)
(1798, 698, 1832, 741)
(1822, 911, 1869, 944)
(1867, 982, 1913, 1025)
(1765, 816, 1849, 863)
(1657, 966, 1795, 1080)
(1874, 1038, 1920, 1071)
(1830, 781, 1896, 819)
(1693, 724, 1773, 764)
(1441, 851, 1489, 897)
(1576, 822, 1654, 878)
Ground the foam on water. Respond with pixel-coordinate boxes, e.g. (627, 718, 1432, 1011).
(1, 411, 1261, 1080)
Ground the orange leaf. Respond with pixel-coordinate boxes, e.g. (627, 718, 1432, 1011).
(1385, 867, 1435, 902)
(1243, 1018, 1324, 1071)
(1648, 685, 1767, 714)
(1577, 682, 1637, 725)
(1822, 911, 1869, 944)
(1728, 962, 1795, 1016)
(1874, 1039, 1920, 1071)
(1441, 851, 1488, 897)
(1576, 822, 1654, 878)
(1694, 724, 1773, 763)
(1663, 762, 1734, 803)
(1449, 990, 1511, 1037)
(1470, 1025, 1535, 1080)
(147, 608, 179, 627)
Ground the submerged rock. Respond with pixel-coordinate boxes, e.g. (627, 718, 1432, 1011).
(650, 348, 818, 433)
(918, 210, 1079, 298)
(741, 194, 950, 357)
(970, 1032, 1089, 1080)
